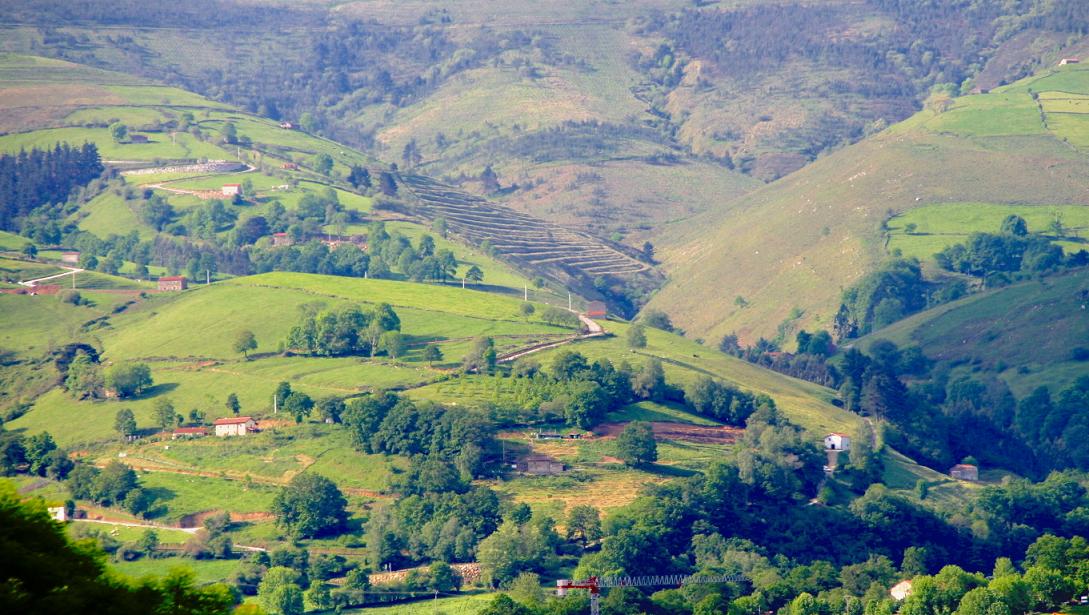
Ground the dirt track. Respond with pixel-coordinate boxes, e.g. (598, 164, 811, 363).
(594, 421, 743, 444)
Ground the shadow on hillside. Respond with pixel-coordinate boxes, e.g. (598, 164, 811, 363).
(139, 382, 178, 398)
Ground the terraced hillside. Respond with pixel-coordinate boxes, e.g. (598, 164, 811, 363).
(400, 174, 661, 294)
(648, 62, 1089, 344)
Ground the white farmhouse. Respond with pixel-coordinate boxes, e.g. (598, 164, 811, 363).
(213, 416, 257, 437)
(824, 432, 851, 451)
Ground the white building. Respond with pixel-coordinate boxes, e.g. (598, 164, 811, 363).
(47, 506, 69, 522)
(824, 432, 851, 451)
(221, 184, 243, 197)
(213, 416, 257, 437)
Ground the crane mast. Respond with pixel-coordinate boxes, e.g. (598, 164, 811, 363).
(557, 573, 746, 615)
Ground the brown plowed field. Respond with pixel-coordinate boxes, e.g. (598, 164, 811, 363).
(594, 421, 742, 444)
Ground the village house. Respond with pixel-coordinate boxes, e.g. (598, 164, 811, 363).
(279, 121, 296, 129)
(213, 416, 257, 437)
(281, 162, 299, 170)
(1060, 58, 1080, 66)
(221, 184, 243, 197)
(521, 454, 565, 475)
(586, 300, 607, 318)
(157, 275, 187, 291)
(890, 580, 913, 601)
(47, 506, 69, 523)
(172, 426, 207, 439)
(129, 134, 149, 143)
(270, 232, 294, 247)
(824, 433, 851, 451)
(60, 251, 80, 264)
(950, 463, 979, 481)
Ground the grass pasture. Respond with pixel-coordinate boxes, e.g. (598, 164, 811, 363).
(886, 202, 1089, 260)
(110, 558, 242, 586)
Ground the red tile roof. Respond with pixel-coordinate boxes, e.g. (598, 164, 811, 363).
(173, 427, 207, 434)
(213, 416, 254, 425)
(159, 276, 186, 282)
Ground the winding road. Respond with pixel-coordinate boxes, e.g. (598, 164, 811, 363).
(19, 265, 83, 287)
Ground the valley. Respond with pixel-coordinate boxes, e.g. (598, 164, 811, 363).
(3, 2, 1089, 615)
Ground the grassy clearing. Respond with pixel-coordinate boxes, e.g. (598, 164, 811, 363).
(0, 292, 128, 356)
(886, 202, 1089, 260)
(133, 471, 279, 521)
(343, 592, 496, 615)
(68, 521, 192, 545)
(109, 558, 242, 585)
(0, 256, 64, 282)
(112, 425, 397, 493)
(223, 272, 558, 324)
(604, 400, 721, 426)
(98, 279, 565, 362)
(0, 230, 31, 250)
(920, 91, 1045, 137)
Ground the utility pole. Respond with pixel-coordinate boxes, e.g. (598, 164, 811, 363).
(206, 269, 210, 285)
(524, 284, 528, 301)
(568, 293, 572, 311)
(273, 395, 277, 414)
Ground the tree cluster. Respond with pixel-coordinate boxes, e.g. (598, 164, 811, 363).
(285, 303, 401, 357)
(0, 143, 103, 232)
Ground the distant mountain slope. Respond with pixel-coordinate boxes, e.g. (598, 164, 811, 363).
(648, 62, 1089, 344)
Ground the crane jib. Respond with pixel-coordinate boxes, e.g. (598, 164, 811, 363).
(596, 574, 747, 588)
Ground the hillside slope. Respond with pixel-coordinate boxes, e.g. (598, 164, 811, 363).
(855, 267, 1089, 396)
(648, 63, 1089, 343)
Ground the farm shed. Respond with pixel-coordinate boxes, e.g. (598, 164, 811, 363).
(1059, 58, 1080, 65)
(221, 184, 243, 197)
(586, 301, 607, 318)
(129, 134, 149, 143)
(172, 427, 207, 439)
(61, 251, 80, 264)
(520, 454, 565, 475)
(271, 232, 294, 247)
(949, 464, 979, 481)
(213, 416, 257, 437)
(157, 276, 187, 291)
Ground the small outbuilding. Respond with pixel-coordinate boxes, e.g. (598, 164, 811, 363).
(279, 121, 296, 130)
(221, 184, 243, 197)
(47, 506, 69, 522)
(586, 301, 607, 318)
(172, 426, 207, 439)
(213, 416, 257, 437)
(521, 454, 565, 475)
(60, 251, 80, 264)
(158, 276, 187, 291)
(1059, 58, 1080, 66)
(824, 433, 851, 451)
(270, 232, 293, 247)
(950, 464, 979, 481)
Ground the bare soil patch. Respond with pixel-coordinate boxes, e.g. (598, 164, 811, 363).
(594, 421, 742, 444)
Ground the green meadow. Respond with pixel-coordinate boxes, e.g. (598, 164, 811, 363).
(886, 202, 1089, 260)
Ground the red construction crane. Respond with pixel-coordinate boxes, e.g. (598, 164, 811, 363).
(557, 573, 746, 615)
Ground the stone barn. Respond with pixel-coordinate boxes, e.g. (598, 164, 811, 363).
(157, 276, 187, 291)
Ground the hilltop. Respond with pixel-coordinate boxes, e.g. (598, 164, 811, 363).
(648, 61, 1089, 344)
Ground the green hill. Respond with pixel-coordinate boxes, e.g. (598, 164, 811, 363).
(855, 267, 1089, 396)
(648, 62, 1089, 345)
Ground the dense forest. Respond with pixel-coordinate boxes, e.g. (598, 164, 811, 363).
(0, 143, 103, 232)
